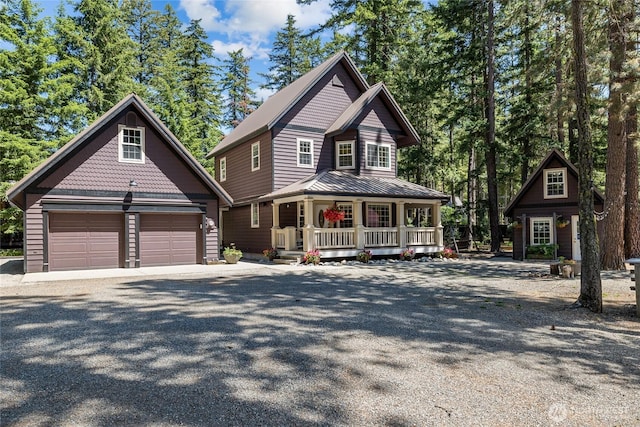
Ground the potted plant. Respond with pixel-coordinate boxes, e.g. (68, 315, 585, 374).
(223, 246, 243, 264)
(400, 248, 415, 261)
(356, 250, 372, 263)
(303, 248, 321, 265)
(262, 247, 278, 261)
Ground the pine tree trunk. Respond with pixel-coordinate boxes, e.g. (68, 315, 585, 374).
(571, 0, 602, 312)
(601, 0, 629, 270)
(625, 105, 640, 258)
(485, 0, 501, 252)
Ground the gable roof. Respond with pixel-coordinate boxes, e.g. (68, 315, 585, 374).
(326, 82, 420, 147)
(503, 148, 604, 217)
(208, 51, 370, 158)
(258, 170, 449, 202)
(7, 93, 232, 210)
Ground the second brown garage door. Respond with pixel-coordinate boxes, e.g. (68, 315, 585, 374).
(139, 214, 201, 266)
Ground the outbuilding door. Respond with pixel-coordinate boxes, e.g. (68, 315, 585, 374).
(48, 212, 123, 271)
(139, 214, 202, 266)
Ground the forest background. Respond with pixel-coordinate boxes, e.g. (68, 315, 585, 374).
(1, 0, 638, 271)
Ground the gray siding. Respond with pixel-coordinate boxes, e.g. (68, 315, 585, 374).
(218, 130, 272, 201)
(357, 97, 400, 179)
(273, 63, 363, 189)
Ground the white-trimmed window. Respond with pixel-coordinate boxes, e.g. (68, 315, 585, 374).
(118, 125, 145, 163)
(251, 142, 260, 171)
(366, 142, 391, 170)
(298, 202, 305, 229)
(251, 203, 259, 228)
(297, 138, 314, 167)
(220, 157, 227, 182)
(544, 168, 567, 199)
(530, 217, 553, 245)
(367, 203, 391, 227)
(336, 203, 353, 228)
(336, 141, 355, 169)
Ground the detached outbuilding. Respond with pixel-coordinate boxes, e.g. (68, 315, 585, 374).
(504, 148, 604, 261)
(7, 94, 231, 273)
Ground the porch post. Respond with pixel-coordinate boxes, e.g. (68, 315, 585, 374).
(271, 202, 280, 249)
(353, 199, 364, 249)
(397, 201, 406, 248)
(435, 202, 444, 247)
(303, 197, 315, 251)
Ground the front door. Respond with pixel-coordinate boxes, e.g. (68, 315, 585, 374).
(571, 215, 581, 261)
(314, 203, 331, 228)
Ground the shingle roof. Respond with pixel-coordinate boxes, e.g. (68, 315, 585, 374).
(258, 170, 449, 201)
(7, 94, 233, 209)
(208, 51, 368, 157)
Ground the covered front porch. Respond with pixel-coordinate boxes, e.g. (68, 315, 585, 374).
(270, 195, 445, 259)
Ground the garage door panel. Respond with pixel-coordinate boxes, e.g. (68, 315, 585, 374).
(49, 213, 122, 271)
(140, 215, 201, 267)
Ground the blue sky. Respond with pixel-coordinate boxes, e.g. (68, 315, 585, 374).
(32, 0, 334, 100)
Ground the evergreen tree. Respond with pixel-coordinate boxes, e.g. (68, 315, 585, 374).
(121, 0, 159, 97)
(221, 49, 258, 128)
(180, 19, 223, 170)
(0, 0, 55, 237)
(262, 14, 324, 91)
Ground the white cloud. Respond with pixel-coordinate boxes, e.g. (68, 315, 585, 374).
(211, 39, 269, 60)
(254, 87, 276, 102)
(179, 0, 224, 32)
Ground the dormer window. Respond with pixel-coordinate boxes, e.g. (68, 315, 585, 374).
(118, 125, 145, 163)
(544, 168, 567, 199)
(336, 141, 355, 169)
(366, 142, 390, 170)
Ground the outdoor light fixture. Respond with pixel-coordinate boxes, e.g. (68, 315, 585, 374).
(129, 179, 138, 188)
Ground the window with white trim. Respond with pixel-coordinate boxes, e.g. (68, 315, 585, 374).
(118, 125, 145, 163)
(366, 142, 391, 169)
(298, 202, 305, 229)
(220, 157, 227, 182)
(297, 138, 314, 167)
(367, 203, 391, 227)
(336, 203, 353, 228)
(544, 168, 567, 199)
(530, 217, 553, 245)
(336, 141, 355, 169)
(251, 142, 260, 171)
(251, 203, 259, 228)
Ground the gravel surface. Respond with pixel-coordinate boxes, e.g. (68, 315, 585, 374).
(1, 257, 638, 426)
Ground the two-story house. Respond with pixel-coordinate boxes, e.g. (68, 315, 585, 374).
(207, 51, 449, 258)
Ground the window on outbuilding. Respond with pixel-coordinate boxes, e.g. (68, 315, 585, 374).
(544, 168, 567, 199)
(530, 217, 553, 245)
(118, 125, 145, 163)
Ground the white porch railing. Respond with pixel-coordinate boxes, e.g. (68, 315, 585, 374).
(406, 227, 436, 246)
(364, 228, 398, 247)
(314, 228, 355, 249)
(275, 229, 286, 249)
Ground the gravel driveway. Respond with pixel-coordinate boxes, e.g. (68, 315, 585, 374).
(1, 258, 638, 426)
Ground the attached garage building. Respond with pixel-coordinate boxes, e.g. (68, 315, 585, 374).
(8, 94, 232, 273)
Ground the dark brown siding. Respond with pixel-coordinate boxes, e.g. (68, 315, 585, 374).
(279, 203, 297, 227)
(38, 107, 210, 196)
(24, 194, 44, 273)
(218, 130, 272, 200)
(221, 204, 272, 254)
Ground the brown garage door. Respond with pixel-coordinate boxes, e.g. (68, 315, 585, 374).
(49, 212, 123, 271)
(140, 214, 201, 266)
